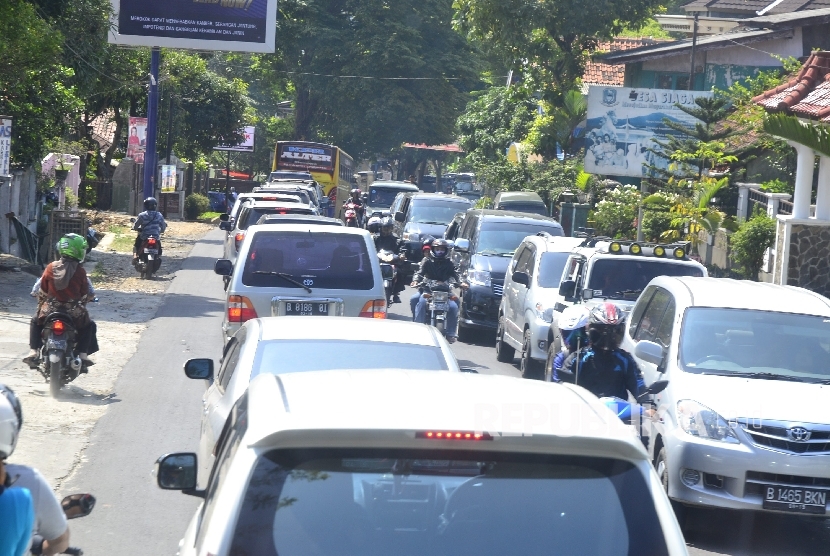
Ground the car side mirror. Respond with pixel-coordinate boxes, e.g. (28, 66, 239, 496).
(184, 358, 214, 381)
(320, 197, 329, 207)
(512, 271, 529, 286)
(635, 340, 664, 367)
(218, 221, 232, 231)
(394, 211, 405, 223)
(219, 213, 229, 222)
(61, 494, 96, 519)
(380, 265, 394, 279)
(558, 280, 576, 299)
(361, 192, 369, 201)
(214, 259, 233, 276)
(454, 238, 470, 252)
(155, 453, 201, 495)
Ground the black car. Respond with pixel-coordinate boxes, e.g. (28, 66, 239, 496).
(392, 193, 473, 269)
(446, 210, 564, 338)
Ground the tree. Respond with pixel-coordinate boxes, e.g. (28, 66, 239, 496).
(731, 211, 776, 280)
(454, 0, 662, 101)
(525, 90, 586, 158)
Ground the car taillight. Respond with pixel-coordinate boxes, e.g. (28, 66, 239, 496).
(234, 232, 246, 250)
(416, 431, 492, 440)
(52, 320, 66, 335)
(228, 295, 257, 323)
(358, 300, 387, 319)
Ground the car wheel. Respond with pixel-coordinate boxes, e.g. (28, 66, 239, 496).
(520, 329, 543, 380)
(495, 316, 515, 363)
(656, 447, 688, 528)
(457, 324, 473, 343)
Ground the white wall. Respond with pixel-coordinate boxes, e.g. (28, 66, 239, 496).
(706, 28, 801, 66)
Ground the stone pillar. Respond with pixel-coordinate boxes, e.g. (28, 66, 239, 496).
(816, 155, 830, 221)
(789, 142, 816, 220)
(766, 192, 792, 218)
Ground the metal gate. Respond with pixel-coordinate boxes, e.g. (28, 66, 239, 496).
(47, 211, 86, 261)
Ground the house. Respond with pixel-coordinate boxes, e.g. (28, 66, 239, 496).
(597, 8, 830, 91)
(581, 38, 665, 92)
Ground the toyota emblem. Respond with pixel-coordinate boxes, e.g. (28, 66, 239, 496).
(787, 427, 812, 442)
(303, 279, 314, 286)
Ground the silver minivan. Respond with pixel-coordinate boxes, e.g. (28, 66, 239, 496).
(215, 224, 387, 342)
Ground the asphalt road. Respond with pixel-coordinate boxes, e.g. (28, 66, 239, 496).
(58, 231, 830, 555)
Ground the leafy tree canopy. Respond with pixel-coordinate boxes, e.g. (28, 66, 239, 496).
(457, 86, 537, 165)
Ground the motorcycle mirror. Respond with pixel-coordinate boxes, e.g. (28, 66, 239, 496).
(92, 297, 99, 303)
(61, 494, 96, 519)
(636, 380, 669, 403)
(219, 213, 230, 222)
(129, 218, 136, 223)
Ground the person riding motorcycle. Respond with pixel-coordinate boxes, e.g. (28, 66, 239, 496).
(564, 302, 645, 400)
(0, 389, 34, 556)
(410, 239, 468, 343)
(132, 197, 167, 265)
(551, 305, 590, 382)
(0, 386, 70, 555)
(373, 217, 404, 303)
(23, 234, 98, 369)
(344, 188, 364, 225)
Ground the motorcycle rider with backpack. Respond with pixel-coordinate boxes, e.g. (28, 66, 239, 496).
(373, 217, 405, 303)
(22, 234, 98, 369)
(132, 197, 167, 266)
(410, 239, 468, 343)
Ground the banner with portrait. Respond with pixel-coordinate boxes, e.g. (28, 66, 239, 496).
(127, 117, 148, 164)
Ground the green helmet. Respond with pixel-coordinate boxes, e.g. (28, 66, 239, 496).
(57, 233, 87, 262)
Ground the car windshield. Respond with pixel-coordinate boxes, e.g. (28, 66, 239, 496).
(587, 259, 704, 300)
(239, 207, 313, 230)
(680, 308, 830, 382)
(369, 188, 404, 207)
(537, 252, 571, 288)
(409, 200, 471, 225)
(253, 340, 449, 375)
(229, 449, 668, 556)
(477, 222, 563, 257)
(499, 203, 547, 216)
(241, 231, 373, 290)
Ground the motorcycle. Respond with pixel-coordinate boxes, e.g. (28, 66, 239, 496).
(600, 380, 668, 448)
(377, 249, 402, 304)
(130, 218, 162, 279)
(343, 201, 364, 228)
(31, 493, 95, 555)
(416, 279, 459, 335)
(35, 298, 98, 398)
(84, 221, 102, 254)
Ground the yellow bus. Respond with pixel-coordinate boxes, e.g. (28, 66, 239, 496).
(272, 141, 354, 218)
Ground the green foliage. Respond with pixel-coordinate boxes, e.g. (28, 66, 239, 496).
(760, 178, 792, 194)
(474, 196, 492, 209)
(641, 191, 677, 242)
(457, 87, 538, 164)
(730, 211, 776, 280)
(763, 112, 830, 158)
(617, 18, 673, 39)
(525, 90, 586, 158)
(593, 185, 641, 239)
(184, 193, 210, 221)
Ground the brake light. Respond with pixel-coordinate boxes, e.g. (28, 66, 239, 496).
(228, 295, 257, 323)
(147, 237, 157, 246)
(52, 320, 66, 335)
(234, 232, 246, 250)
(417, 431, 492, 440)
(358, 300, 387, 319)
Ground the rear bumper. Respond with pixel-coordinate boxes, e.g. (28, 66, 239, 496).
(459, 285, 500, 330)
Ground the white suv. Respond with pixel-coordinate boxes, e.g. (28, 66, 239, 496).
(624, 276, 830, 524)
(156, 370, 688, 555)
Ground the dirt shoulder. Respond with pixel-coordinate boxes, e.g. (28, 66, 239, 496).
(0, 212, 213, 489)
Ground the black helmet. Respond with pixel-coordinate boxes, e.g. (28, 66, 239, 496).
(431, 238, 450, 259)
(350, 188, 361, 197)
(380, 217, 394, 235)
(587, 302, 626, 351)
(367, 216, 381, 234)
(144, 197, 158, 211)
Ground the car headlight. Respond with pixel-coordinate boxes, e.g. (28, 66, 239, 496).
(676, 400, 739, 444)
(403, 231, 419, 242)
(468, 269, 491, 287)
(535, 303, 554, 323)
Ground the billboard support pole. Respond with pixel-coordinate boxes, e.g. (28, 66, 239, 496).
(688, 13, 699, 91)
(143, 47, 160, 200)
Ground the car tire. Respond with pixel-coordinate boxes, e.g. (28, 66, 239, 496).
(457, 324, 473, 343)
(656, 447, 688, 529)
(495, 316, 515, 363)
(520, 329, 543, 380)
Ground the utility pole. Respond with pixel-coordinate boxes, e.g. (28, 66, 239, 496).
(688, 13, 699, 91)
(142, 47, 160, 200)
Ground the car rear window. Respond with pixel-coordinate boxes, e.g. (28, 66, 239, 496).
(409, 199, 472, 225)
(588, 259, 704, 300)
(252, 340, 449, 375)
(242, 231, 374, 290)
(477, 221, 563, 257)
(229, 449, 669, 556)
(498, 202, 547, 215)
(239, 207, 315, 230)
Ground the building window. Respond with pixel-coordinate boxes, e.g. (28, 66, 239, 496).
(657, 74, 673, 89)
(676, 76, 690, 90)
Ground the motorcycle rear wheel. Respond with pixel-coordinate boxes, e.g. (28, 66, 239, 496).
(49, 356, 62, 397)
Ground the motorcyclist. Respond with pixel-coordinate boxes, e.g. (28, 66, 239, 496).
(410, 239, 468, 343)
(23, 234, 98, 369)
(373, 217, 404, 303)
(409, 236, 436, 316)
(551, 305, 590, 382)
(565, 302, 645, 399)
(344, 188, 364, 225)
(132, 197, 167, 265)
(0, 389, 34, 556)
(0, 386, 70, 555)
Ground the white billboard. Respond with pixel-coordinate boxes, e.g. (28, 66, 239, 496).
(214, 126, 255, 152)
(584, 86, 713, 178)
(110, 0, 277, 53)
(0, 118, 11, 176)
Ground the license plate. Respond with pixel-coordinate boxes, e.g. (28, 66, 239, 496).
(144, 248, 158, 254)
(47, 339, 67, 350)
(433, 292, 449, 303)
(762, 485, 827, 514)
(285, 302, 329, 316)
(430, 302, 448, 311)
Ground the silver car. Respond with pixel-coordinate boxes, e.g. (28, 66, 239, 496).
(183, 316, 462, 486)
(214, 223, 387, 342)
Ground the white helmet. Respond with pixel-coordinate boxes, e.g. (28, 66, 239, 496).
(559, 305, 590, 331)
(0, 384, 22, 460)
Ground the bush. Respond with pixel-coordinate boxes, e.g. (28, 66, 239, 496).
(730, 212, 776, 280)
(592, 185, 640, 239)
(185, 193, 209, 220)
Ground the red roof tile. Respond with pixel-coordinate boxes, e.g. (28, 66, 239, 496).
(753, 51, 830, 121)
(583, 38, 665, 87)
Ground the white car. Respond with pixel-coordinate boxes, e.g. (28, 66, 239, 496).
(158, 370, 688, 555)
(184, 316, 462, 486)
(623, 276, 830, 523)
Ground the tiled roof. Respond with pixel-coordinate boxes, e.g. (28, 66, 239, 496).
(753, 51, 830, 121)
(90, 112, 117, 150)
(583, 38, 664, 87)
(683, 0, 771, 11)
